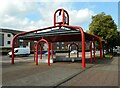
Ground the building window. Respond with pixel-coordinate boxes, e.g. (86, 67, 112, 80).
(19, 40, 23, 47)
(7, 34, 11, 37)
(34, 41, 37, 44)
(62, 47, 64, 49)
(57, 47, 59, 50)
(57, 42, 59, 45)
(62, 42, 64, 44)
(26, 42, 30, 47)
(7, 41, 11, 44)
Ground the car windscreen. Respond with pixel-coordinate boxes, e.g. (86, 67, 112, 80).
(14, 50, 18, 53)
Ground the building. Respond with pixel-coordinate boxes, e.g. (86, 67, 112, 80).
(53, 41, 90, 51)
(0, 28, 45, 53)
(0, 28, 24, 49)
(0, 28, 36, 53)
(54, 42, 80, 51)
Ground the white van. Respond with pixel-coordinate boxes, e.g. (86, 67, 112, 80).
(8, 47, 30, 57)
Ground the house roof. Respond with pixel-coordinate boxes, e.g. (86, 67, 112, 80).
(0, 28, 24, 35)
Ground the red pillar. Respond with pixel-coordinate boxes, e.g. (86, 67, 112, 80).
(36, 44, 38, 65)
(12, 39, 15, 64)
(91, 34, 102, 60)
(36, 45, 38, 65)
(93, 41, 96, 62)
(48, 42, 51, 66)
(40, 47, 42, 59)
(34, 45, 35, 62)
(51, 43, 54, 59)
(100, 41, 102, 60)
(90, 41, 92, 63)
(12, 35, 19, 64)
(78, 27, 85, 68)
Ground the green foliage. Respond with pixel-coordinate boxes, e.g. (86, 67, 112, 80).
(89, 12, 117, 47)
(113, 32, 120, 46)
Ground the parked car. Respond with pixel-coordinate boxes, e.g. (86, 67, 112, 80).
(113, 46, 120, 54)
(70, 50, 77, 54)
(8, 47, 30, 57)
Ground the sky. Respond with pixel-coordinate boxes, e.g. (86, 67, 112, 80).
(0, 0, 119, 32)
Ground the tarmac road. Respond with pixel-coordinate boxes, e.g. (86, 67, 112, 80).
(1, 51, 113, 87)
(2, 53, 94, 86)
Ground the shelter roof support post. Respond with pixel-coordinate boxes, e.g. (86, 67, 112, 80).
(40, 47, 42, 59)
(90, 34, 102, 60)
(34, 45, 36, 62)
(81, 31, 85, 68)
(48, 42, 51, 66)
(12, 34, 20, 64)
(93, 39, 96, 62)
(36, 44, 39, 65)
(12, 38, 15, 64)
(77, 27, 86, 68)
(51, 43, 54, 59)
(90, 41, 92, 63)
(94, 36, 102, 60)
(100, 40, 102, 60)
(64, 25, 86, 68)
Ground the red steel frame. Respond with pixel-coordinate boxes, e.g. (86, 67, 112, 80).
(90, 38, 96, 63)
(34, 44, 36, 62)
(11, 8, 102, 68)
(40, 47, 42, 60)
(54, 8, 69, 26)
(35, 38, 51, 66)
(12, 25, 57, 64)
(90, 41, 93, 63)
(68, 42, 79, 58)
(64, 25, 86, 68)
(91, 34, 102, 60)
(93, 40, 96, 62)
(11, 25, 86, 68)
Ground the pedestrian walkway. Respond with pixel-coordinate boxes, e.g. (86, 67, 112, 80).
(2, 56, 119, 87)
(59, 56, 119, 87)
(2, 61, 93, 86)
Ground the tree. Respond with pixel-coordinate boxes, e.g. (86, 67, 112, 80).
(89, 12, 117, 52)
(114, 31, 120, 46)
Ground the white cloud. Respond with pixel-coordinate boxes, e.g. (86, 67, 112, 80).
(0, 1, 95, 31)
(69, 8, 95, 25)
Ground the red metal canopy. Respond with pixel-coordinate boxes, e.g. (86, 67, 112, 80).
(11, 8, 102, 68)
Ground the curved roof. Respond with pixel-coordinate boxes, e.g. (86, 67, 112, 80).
(18, 26, 100, 42)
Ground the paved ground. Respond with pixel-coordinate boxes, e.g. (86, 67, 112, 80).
(2, 55, 93, 86)
(1, 54, 119, 87)
(59, 56, 119, 87)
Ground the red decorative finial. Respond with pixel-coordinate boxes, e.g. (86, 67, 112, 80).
(54, 8, 69, 26)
